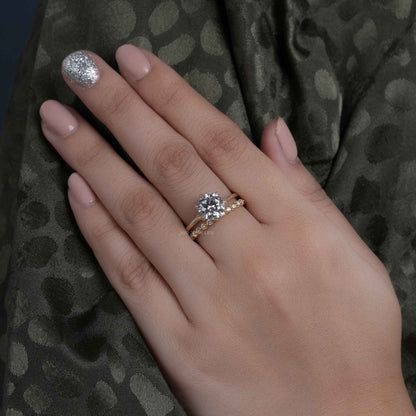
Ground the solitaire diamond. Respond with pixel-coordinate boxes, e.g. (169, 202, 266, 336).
(197, 192, 225, 220)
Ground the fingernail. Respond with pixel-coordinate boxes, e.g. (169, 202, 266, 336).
(275, 118, 298, 163)
(62, 51, 100, 87)
(39, 100, 78, 137)
(68, 172, 97, 207)
(115, 45, 151, 82)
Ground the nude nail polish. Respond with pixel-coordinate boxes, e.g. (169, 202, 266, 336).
(62, 51, 100, 87)
(115, 44, 151, 82)
(275, 118, 298, 164)
(68, 172, 97, 207)
(39, 100, 78, 137)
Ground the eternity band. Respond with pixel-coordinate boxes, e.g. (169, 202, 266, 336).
(189, 198, 245, 240)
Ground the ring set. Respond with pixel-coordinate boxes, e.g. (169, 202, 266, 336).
(186, 192, 245, 240)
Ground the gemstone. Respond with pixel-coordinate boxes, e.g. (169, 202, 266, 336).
(197, 192, 225, 220)
(201, 223, 207, 230)
(226, 207, 231, 212)
(195, 227, 201, 234)
(207, 219, 213, 225)
(231, 204, 237, 209)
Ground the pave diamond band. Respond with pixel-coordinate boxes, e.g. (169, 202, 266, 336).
(185, 192, 238, 232)
(189, 198, 245, 240)
(185, 192, 244, 240)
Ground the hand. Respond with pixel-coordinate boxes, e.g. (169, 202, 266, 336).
(39, 45, 415, 416)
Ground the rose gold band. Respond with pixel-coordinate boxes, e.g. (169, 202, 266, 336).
(189, 198, 245, 240)
(185, 192, 239, 232)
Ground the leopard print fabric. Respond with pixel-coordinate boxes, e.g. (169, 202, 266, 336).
(1, 0, 416, 414)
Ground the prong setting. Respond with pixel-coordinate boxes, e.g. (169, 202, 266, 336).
(189, 196, 246, 240)
(197, 192, 225, 220)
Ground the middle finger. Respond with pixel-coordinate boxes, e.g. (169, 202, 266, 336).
(61, 50, 259, 256)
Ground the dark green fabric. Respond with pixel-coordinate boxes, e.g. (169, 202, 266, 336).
(1, 0, 416, 414)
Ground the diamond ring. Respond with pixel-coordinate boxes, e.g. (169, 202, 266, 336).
(185, 192, 245, 239)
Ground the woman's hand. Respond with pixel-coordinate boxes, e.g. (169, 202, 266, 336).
(39, 45, 415, 416)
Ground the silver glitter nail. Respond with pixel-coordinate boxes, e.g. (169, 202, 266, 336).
(62, 51, 100, 87)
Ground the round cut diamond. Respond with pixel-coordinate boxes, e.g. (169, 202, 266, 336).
(197, 192, 225, 220)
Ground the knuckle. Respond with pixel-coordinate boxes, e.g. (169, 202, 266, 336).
(302, 183, 333, 211)
(199, 122, 249, 167)
(170, 333, 209, 391)
(293, 219, 340, 265)
(240, 246, 282, 299)
(176, 328, 200, 361)
(274, 210, 336, 264)
(117, 251, 154, 292)
(119, 187, 163, 230)
(75, 140, 104, 169)
(89, 216, 118, 242)
(179, 336, 214, 380)
(158, 79, 186, 111)
(187, 351, 213, 381)
(181, 327, 241, 383)
(152, 140, 200, 183)
(103, 87, 136, 117)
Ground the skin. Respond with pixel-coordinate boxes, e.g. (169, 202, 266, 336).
(40, 46, 416, 415)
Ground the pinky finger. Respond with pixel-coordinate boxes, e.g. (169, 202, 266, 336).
(67, 172, 190, 366)
(261, 118, 393, 283)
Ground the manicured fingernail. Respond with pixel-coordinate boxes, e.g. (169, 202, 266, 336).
(39, 100, 78, 137)
(275, 118, 298, 163)
(62, 51, 100, 87)
(68, 172, 97, 207)
(115, 45, 151, 82)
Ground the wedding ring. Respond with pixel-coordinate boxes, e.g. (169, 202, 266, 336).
(185, 192, 245, 240)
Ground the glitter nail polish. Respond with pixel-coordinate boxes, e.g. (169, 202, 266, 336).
(62, 51, 100, 87)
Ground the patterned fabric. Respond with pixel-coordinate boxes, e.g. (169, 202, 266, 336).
(1, 0, 416, 414)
